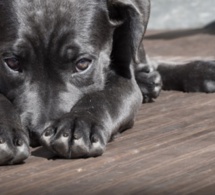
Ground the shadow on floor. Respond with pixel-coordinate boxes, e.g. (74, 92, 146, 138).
(31, 146, 56, 159)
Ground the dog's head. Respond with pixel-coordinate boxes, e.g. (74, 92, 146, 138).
(0, 0, 149, 144)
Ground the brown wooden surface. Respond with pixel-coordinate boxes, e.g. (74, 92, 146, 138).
(1, 30, 215, 194)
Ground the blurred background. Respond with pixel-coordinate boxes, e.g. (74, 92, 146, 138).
(148, 0, 215, 30)
(143, 0, 215, 58)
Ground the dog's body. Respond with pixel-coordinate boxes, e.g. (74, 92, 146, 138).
(0, 0, 214, 165)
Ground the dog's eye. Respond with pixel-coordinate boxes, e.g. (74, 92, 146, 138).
(75, 58, 92, 72)
(4, 57, 21, 72)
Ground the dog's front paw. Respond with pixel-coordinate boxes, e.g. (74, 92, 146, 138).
(136, 65, 162, 103)
(40, 114, 108, 158)
(0, 125, 30, 165)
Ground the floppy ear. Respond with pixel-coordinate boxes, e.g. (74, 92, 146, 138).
(0, 1, 17, 44)
(107, 0, 150, 68)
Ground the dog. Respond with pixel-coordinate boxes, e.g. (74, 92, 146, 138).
(0, 0, 214, 165)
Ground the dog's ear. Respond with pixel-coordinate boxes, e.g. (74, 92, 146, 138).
(107, 0, 150, 67)
(0, 1, 17, 44)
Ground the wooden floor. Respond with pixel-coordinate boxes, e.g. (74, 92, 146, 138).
(1, 29, 215, 194)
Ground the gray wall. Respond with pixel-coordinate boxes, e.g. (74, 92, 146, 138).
(148, 0, 215, 30)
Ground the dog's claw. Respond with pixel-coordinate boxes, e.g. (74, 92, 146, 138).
(15, 139, 24, 146)
(73, 132, 82, 140)
(63, 131, 69, 138)
(0, 138, 5, 144)
(44, 128, 54, 137)
(91, 135, 99, 143)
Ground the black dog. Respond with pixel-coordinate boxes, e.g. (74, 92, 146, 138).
(0, 0, 214, 165)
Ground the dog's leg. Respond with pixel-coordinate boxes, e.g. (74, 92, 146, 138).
(135, 45, 162, 102)
(40, 73, 142, 158)
(156, 59, 215, 92)
(107, 0, 162, 103)
(0, 94, 30, 165)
